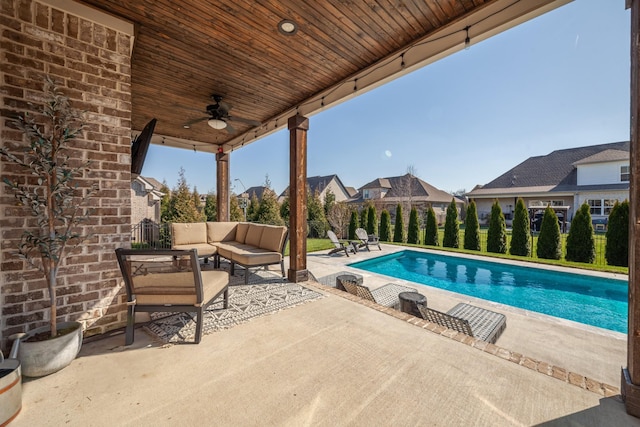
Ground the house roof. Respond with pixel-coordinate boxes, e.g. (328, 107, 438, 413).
(279, 174, 350, 198)
(467, 141, 630, 196)
(140, 176, 164, 191)
(352, 174, 462, 204)
(245, 186, 275, 200)
(572, 149, 629, 165)
(344, 187, 358, 198)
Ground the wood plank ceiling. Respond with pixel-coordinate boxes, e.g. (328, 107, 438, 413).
(77, 0, 570, 153)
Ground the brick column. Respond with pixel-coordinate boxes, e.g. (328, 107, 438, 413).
(0, 0, 134, 348)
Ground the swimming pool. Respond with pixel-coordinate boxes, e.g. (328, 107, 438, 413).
(349, 250, 628, 333)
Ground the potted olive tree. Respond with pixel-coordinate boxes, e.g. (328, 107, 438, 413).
(0, 77, 97, 377)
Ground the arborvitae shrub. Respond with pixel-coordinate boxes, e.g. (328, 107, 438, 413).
(486, 200, 507, 254)
(393, 204, 404, 243)
(443, 199, 459, 248)
(605, 200, 629, 267)
(379, 210, 391, 242)
(367, 205, 378, 235)
(348, 210, 358, 240)
(536, 205, 562, 260)
(509, 198, 530, 256)
(359, 207, 367, 229)
(424, 206, 439, 246)
(565, 202, 595, 263)
(407, 206, 420, 244)
(463, 201, 480, 251)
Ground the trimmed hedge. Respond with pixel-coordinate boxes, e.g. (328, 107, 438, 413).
(463, 201, 480, 251)
(424, 206, 439, 246)
(443, 198, 459, 248)
(509, 198, 531, 256)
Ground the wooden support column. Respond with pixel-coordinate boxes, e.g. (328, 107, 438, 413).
(216, 151, 230, 222)
(287, 114, 309, 283)
(623, 0, 640, 417)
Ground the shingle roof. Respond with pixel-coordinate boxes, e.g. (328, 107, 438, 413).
(473, 141, 629, 191)
(572, 149, 629, 165)
(351, 174, 462, 204)
(279, 174, 349, 198)
(141, 176, 164, 190)
(245, 186, 275, 200)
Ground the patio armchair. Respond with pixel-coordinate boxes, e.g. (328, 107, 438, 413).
(115, 248, 230, 345)
(355, 228, 382, 251)
(417, 303, 506, 344)
(341, 279, 417, 309)
(327, 230, 356, 257)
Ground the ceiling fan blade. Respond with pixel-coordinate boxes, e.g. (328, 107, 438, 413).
(218, 100, 232, 114)
(183, 116, 209, 127)
(224, 122, 236, 134)
(227, 116, 260, 127)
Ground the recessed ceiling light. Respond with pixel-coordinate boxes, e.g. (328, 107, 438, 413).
(278, 19, 298, 36)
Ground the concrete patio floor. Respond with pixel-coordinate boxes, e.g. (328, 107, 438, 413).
(11, 245, 639, 426)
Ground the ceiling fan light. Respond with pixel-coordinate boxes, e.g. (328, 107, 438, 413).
(208, 119, 227, 130)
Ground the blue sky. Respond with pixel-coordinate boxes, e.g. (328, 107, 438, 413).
(142, 0, 630, 196)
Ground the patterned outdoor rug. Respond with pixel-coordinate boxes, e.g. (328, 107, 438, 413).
(145, 266, 324, 343)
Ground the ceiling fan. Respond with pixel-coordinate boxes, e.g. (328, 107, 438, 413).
(182, 95, 260, 134)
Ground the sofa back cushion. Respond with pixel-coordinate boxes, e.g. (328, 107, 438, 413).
(245, 224, 264, 247)
(235, 223, 250, 244)
(259, 225, 287, 252)
(207, 222, 237, 243)
(172, 223, 206, 246)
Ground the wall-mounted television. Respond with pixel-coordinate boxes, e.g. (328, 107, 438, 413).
(131, 118, 157, 177)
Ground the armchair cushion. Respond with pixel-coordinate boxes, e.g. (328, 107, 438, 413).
(235, 223, 250, 243)
(172, 222, 207, 245)
(207, 221, 237, 243)
(245, 223, 264, 247)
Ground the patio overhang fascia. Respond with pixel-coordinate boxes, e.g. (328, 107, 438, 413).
(146, 0, 572, 153)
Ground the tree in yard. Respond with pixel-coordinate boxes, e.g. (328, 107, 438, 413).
(367, 205, 378, 236)
(463, 201, 480, 251)
(160, 181, 171, 223)
(348, 210, 358, 240)
(229, 195, 245, 222)
(204, 193, 217, 221)
(323, 189, 335, 218)
(393, 204, 404, 243)
(279, 192, 290, 224)
(307, 189, 328, 237)
(254, 189, 285, 226)
(379, 209, 391, 242)
(536, 205, 562, 260)
(605, 200, 629, 267)
(246, 193, 260, 221)
(169, 168, 204, 223)
(509, 198, 530, 256)
(442, 198, 459, 248)
(359, 206, 368, 229)
(327, 202, 352, 238)
(486, 200, 507, 254)
(407, 206, 420, 244)
(424, 206, 439, 246)
(565, 202, 595, 263)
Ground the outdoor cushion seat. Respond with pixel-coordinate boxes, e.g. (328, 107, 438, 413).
(231, 250, 282, 266)
(172, 242, 217, 257)
(115, 248, 229, 345)
(417, 303, 506, 344)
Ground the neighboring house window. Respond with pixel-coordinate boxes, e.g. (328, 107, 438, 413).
(621, 165, 630, 182)
(604, 199, 617, 215)
(588, 199, 602, 216)
(363, 189, 370, 199)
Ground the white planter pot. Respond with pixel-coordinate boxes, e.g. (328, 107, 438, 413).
(17, 321, 83, 378)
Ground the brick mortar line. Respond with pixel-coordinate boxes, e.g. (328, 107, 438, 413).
(307, 281, 620, 398)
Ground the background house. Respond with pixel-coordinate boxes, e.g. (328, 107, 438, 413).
(467, 141, 629, 228)
(131, 176, 165, 226)
(350, 173, 464, 224)
(279, 174, 351, 203)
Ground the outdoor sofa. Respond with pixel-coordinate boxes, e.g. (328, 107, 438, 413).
(171, 222, 288, 284)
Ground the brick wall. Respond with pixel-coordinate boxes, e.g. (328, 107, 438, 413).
(0, 0, 133, 348)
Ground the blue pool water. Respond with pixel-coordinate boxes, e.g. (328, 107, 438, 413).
(349, 250, 628, 333)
